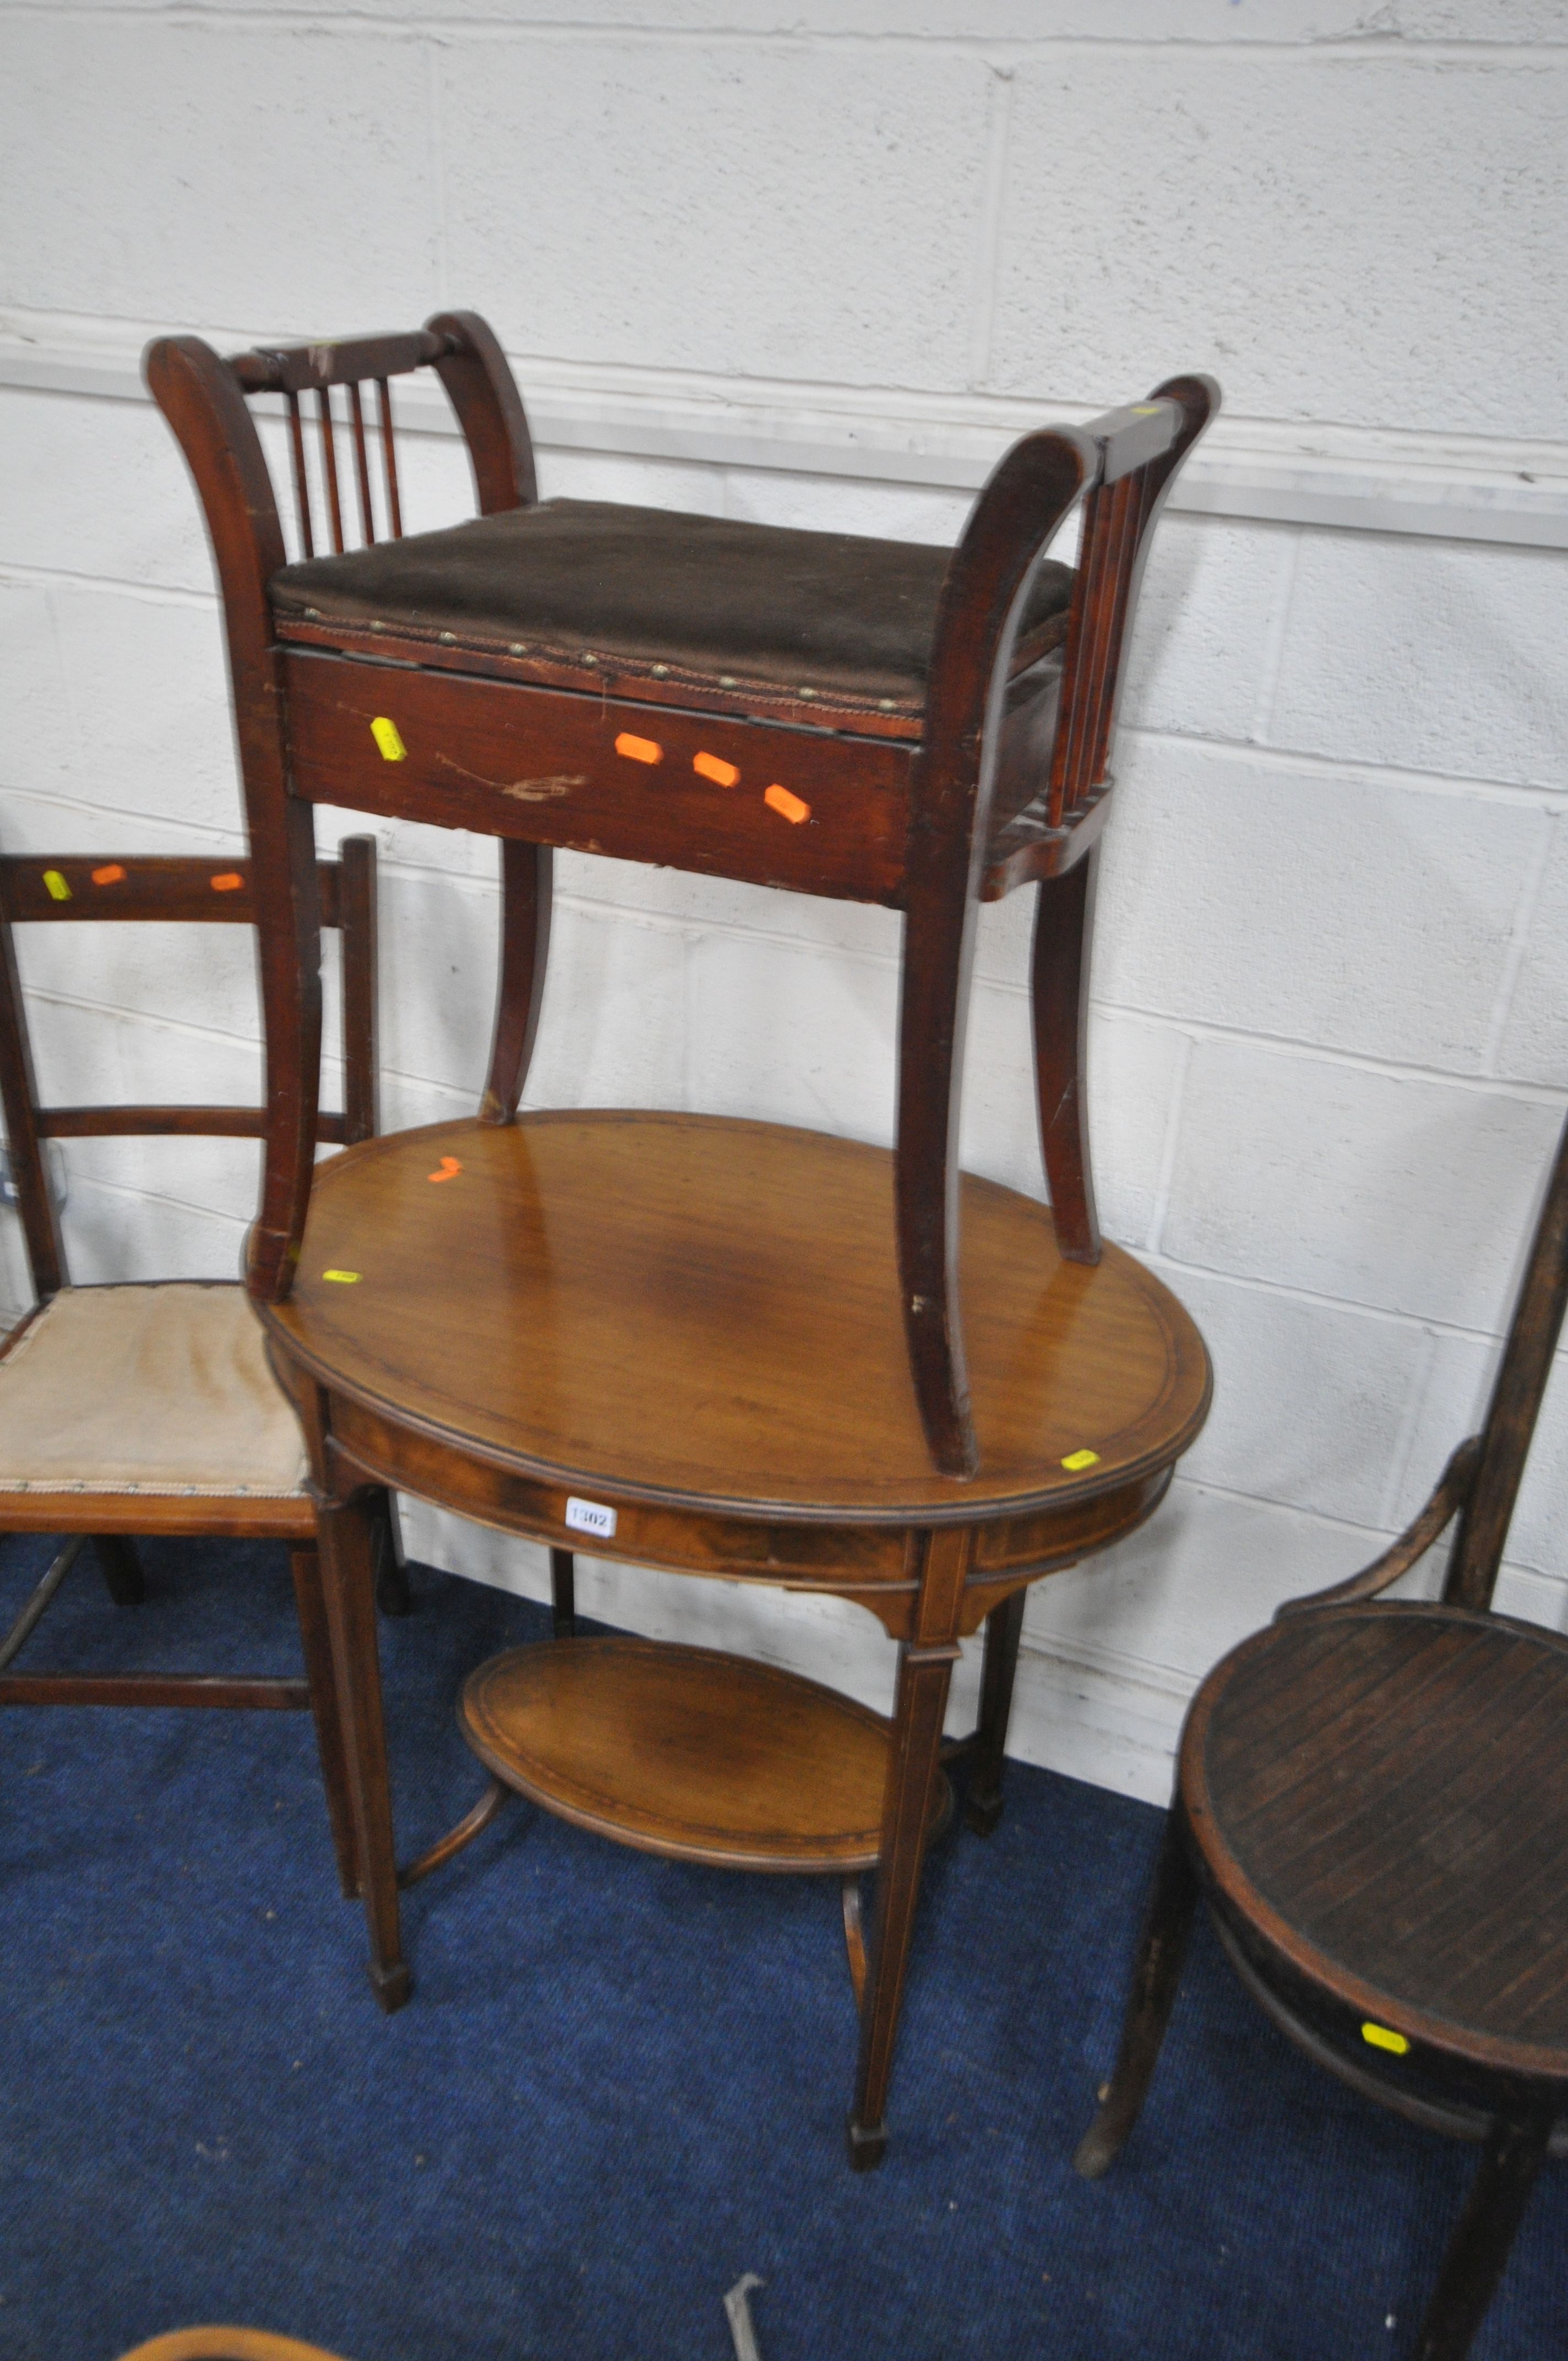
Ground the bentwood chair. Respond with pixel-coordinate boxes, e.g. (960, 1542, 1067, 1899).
(1076, 1107, 1568, 2361)
(0, 838, 389, 1896)
(145, 313, 1217, 1480)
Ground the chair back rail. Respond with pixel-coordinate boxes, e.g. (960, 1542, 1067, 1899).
(1445, 1109, 1568, 1611)
(1271, 1101, 1568, 1629)
(228, 315, 535, 561)
(0, 840, 377, 1305)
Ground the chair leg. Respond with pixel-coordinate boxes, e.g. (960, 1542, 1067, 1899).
(1032, 846, 1101, 1265)
(91, 1534, 145, 1607)
(965, 1587, 1027, 1836)
(847, 1636, 957, 2168)
(315, 1491, 410, 2010)
(1410, 2104, 1555, 2361)
(289, 1543, 361, 1899)
(895, 885, 981, 1479)
(1074, 1802, 1200, 2178)
(550, 1547, 576, 1639)
(480, 839, 554, 1124)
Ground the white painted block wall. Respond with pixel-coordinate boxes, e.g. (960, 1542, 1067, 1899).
(2, 1, 1565, 1801)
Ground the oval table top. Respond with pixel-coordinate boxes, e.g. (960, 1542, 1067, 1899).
(266, 1110, 1210, 1529)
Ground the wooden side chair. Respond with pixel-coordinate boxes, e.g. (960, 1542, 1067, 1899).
(0, 838, 388, 1896)
(1075, 1107, 1568, 2361)
(145, 314, 1217, 1479)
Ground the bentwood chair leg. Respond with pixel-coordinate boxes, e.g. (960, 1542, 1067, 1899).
(288, 1542, 361, 1900)
(1074, 1802, 1200, 2178)
(848, 1636, 957, 2168)
(91, 1533, 145, 1607)
(1032, 846, 1101, 1265)
(550, 1547, 576, 1639)
(965, 1587, 1027, 1836)
(315, 1491, 410, 2010)
(1411, 2105, 1555, 2361)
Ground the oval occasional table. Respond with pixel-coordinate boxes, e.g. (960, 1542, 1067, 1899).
(265, 1108, 1210, 2165)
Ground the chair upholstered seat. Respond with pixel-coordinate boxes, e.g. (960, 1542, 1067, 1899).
(270, 499, 1075, 732)
(1192, 1604, 1568, 2062)
(0, 1283, 308, 1498)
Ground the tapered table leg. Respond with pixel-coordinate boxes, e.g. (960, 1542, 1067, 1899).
(966, 1587, 1026, 1835)
(848, 1635, 957, 2168)
(315, 1488, 410, 2011)
(290, 1542, 361, 1899)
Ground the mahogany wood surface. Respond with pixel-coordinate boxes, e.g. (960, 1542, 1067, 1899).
(266, 1112, 1210, 1532)
(462, 1635, 948, 1873)
(117, 2333, 355, 2361)
(265, 1105, 1208, 2153)
(1077, 1104, 1568, 2360)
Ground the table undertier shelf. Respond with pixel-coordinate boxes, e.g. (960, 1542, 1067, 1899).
(460, 1636, 948, 1874)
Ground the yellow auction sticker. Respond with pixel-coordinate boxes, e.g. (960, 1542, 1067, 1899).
(370, 716, 407, 763)
(1061, 1448, 1101, 1473)
(322, 1269, 362, 1285)
(1361, 2022, 1409, 2056)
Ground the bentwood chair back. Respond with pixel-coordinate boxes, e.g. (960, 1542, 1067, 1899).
(0, 837, 385, 1895)
(145, 313, 1216, 1477)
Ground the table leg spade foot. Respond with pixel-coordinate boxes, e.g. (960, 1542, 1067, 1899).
(367, 1957, 412, 2014)
(846, 2115, 887, 2171)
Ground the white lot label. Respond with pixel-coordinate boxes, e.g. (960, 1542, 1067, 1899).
(564, 1495, 617, 1540)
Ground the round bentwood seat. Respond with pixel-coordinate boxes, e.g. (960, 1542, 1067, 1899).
(264, 1110, 1210, 1564)
(1183, 1602, 1568, 2085)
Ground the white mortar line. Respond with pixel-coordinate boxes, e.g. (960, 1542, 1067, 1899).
(7, 10, 1561, 63)
(19, 983, 268, 1056)
(1144, 1032, 1192, 1261)
(1163, 1468, 1391, 1547)
(1376, 1325, 1443, 1531)
(42, 584, 83, 781)
(57, 1166, 251, 1232)
(1123, 725, 1568, 809)
(1246, 525, 1301, 746)
(426, 34, 450, 312)
(1088, 1005, 1568, 1101)
(1482, 808, 1558, 1078)
(1143, 1244, 1565, 1353)
(966, 62, 1014, 394)
(0, 562, 217, 610)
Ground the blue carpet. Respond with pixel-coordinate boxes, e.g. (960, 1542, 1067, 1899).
(1, 1532, 1564, 2361)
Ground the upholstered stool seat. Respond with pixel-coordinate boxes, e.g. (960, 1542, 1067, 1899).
(0, 1283, 308, 1501)
(270, 499, 1075, 736)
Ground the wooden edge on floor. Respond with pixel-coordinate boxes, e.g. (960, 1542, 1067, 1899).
(115, 2331, 358, 2361)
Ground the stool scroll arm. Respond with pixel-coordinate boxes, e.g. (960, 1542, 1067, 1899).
(899, 426, 1093, 1478)
(143, 334, 322, 1305)
(427, 308, 538, 514)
